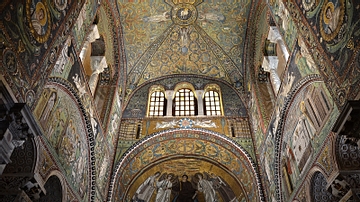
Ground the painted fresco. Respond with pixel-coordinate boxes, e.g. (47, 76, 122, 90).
(34, 85, 89, 200)
(111, 129, 261, 202)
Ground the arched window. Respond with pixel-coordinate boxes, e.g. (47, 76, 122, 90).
(173, 83, 197, 116)
(147, 85, 167, 117)
(174, 89, 197, 116)
(204, 90, 221, 115)
(203, 84, 223, 116)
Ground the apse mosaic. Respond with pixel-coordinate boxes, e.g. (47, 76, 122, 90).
(33, 85, 89, 200)
(127, 159, 245, 202)
(110, 129, 262, 202)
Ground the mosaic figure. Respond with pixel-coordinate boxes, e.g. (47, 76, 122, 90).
(132, 172, 161, 202)
(196, 173, 216, 202)
(173, 175, 197, 202)
(31, 2, 47, 35)
(156, 174, 173, 202)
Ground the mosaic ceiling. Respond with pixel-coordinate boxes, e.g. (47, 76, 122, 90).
(116, 0, 252, 91)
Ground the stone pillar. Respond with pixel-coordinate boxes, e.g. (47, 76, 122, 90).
(262, 56, 281, 94)
(195, 90, 204, 116)
(165, 90, 173, 117)
(268, 26, 289, 62)
(89, 56, 107, 95)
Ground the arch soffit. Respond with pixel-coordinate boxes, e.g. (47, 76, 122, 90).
(109, 128, 264, 201)
(42, 78, 96, 200)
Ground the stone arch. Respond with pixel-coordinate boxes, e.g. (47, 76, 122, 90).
(309, 171, 337, 202)
(38, 173, 64, 202)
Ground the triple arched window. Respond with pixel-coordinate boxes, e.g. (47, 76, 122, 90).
(147, 82, 223, 117)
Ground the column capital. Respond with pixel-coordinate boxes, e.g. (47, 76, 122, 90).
(88, 25, 101, 43)
(90, 56, 107, 75)
(164, 90, 174, 98)
(268, 26, 282, 43)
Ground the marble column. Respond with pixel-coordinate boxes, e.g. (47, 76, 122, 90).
(268, 26, 289, 62)
(262, 56, 281, 94)
(165, 90, 174, 117)
(195, 90, 204, 116)
(89, 56, 107, 95)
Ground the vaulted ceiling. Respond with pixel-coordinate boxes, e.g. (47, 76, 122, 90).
(116, 0, 253, 92)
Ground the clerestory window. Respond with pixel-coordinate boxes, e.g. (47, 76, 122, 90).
(147, 86, 167, 117)
(173, 88, 197, 116)
(204, 90, 221, 116)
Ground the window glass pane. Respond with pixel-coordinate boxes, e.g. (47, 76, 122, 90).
(204, 90, 221, 116)
(148, 91, 166, 117)
(173, 88, 196, 116)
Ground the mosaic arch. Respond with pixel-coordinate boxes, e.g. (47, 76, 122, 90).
(35, 78, 95, 201)
(273, 74, 324, 201)
(108, 128, 265, 202)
